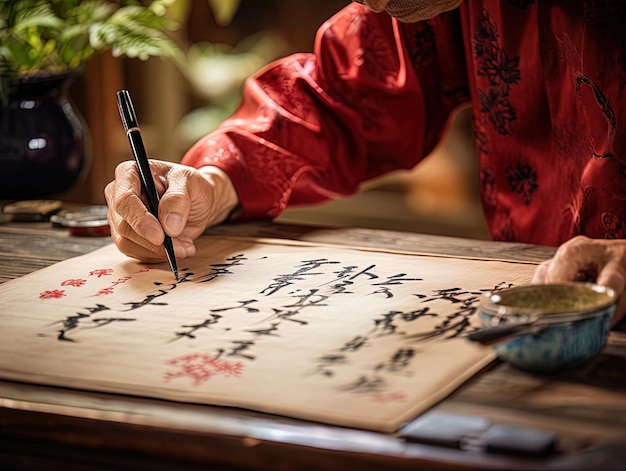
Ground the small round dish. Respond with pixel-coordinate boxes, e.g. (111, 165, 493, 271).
(51, 205, 110, 237)
(478, 283, 617, 372)
(67, 218, 111, 237)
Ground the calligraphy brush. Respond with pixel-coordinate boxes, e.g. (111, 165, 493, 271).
(116, 89, 179, 281)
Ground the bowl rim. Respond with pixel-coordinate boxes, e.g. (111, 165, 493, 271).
(480, 282, 618, 326)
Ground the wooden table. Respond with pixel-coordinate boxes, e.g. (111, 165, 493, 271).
(1, 218, 626, 470)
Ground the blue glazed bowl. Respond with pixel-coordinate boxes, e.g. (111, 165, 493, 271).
(478, 283, 617, 372)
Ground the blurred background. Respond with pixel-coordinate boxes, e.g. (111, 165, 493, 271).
(64, 0, 489, 240)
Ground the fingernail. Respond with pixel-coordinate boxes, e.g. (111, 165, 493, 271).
(164, 213, 183, 235)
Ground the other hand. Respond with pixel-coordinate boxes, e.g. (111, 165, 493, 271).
(104, 160, 238, 263)
(532, 236, 626, 325)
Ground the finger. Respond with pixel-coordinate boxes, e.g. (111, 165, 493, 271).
(110, 211, 198, 262)
(109, 225, 166, 263)
(531, 261, 550, 284)
(612, 294, 626, 326)
(113, 237, 168, 263)
(160, 166, 212, 239)
(158, 167, 193, 238)
(108, 162, 165, 246)
(115, 192, 165, 246)
(107, 210, 167, 262)
(596, 258, 626, 298)
(598, 244, 626, 327)
(544, 237, 606, 282)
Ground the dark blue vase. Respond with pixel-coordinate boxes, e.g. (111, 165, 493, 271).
(0, 70, 90, 199)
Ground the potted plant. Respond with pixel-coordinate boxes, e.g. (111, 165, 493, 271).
(0, 0, 184, 103)
(0, 0, 184, 199)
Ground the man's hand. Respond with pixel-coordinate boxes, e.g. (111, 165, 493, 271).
(105, 160, 238, 263)
(532, 236, 626, 325)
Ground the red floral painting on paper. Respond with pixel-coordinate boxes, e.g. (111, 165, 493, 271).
(39, 289, 66, 299)
(164, 353, 245, 386)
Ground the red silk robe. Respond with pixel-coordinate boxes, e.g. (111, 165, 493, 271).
(182, 1, 626, 247)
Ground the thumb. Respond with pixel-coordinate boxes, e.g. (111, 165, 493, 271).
(162, 206, 188, 237)
(159, 194, 190, 237)
(158, 171, 194, 237)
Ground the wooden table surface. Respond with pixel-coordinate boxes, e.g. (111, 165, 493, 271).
(1, 218, 626, 471)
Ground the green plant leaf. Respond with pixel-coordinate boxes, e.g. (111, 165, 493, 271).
(0, 0, 186, 105)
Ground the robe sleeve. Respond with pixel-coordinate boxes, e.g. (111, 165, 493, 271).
(181, 3, 469, 220)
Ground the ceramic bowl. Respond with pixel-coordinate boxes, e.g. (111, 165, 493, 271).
(478, 283, 618, 372)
